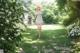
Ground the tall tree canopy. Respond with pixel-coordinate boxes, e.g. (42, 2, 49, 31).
(57, 0, 80, 26)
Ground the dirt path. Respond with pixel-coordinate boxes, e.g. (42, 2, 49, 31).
(27, 24, 65, 30)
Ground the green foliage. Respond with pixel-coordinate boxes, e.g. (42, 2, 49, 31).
(57, 0, 80, 26)
(0, 0, 23, 53)
(57, 1, 80, 52)
(42, 5, 59, 24)
(42, 10, 54, 24)
(56, 0, 67, 10)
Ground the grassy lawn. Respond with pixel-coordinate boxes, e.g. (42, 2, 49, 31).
(21, 28, 70, 53)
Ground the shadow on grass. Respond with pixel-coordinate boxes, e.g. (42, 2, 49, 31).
(21, 29, 70, 53)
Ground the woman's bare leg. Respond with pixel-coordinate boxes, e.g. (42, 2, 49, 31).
(37, 24, 42, 39)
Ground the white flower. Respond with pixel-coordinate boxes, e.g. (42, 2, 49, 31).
(68, 24, 80, 37)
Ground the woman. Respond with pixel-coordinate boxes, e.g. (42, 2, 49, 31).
(35, 5, 44, 39)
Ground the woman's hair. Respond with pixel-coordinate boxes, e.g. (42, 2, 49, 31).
(36, 4, 42, 11)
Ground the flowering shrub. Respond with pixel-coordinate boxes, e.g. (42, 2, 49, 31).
(68, 24, 80, 53)
(68, 24, 80, 38)
(0, 0, 23, 53)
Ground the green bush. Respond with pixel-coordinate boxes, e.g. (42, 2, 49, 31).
(0, 0, 23, 53)
(43, 14, 54, 24)
(42, 9, 58, 24)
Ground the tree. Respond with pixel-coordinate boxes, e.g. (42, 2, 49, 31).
(0, 0, 23, 53)
(57, 0, 80, 52)
(57, 0, 80, 26)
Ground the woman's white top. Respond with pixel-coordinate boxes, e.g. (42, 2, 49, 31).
(35, 11, 43, 25)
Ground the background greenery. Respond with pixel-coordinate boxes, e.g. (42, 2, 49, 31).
(0, 0, 80, 53)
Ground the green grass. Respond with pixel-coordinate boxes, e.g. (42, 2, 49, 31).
(21, 28, 70, 53)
